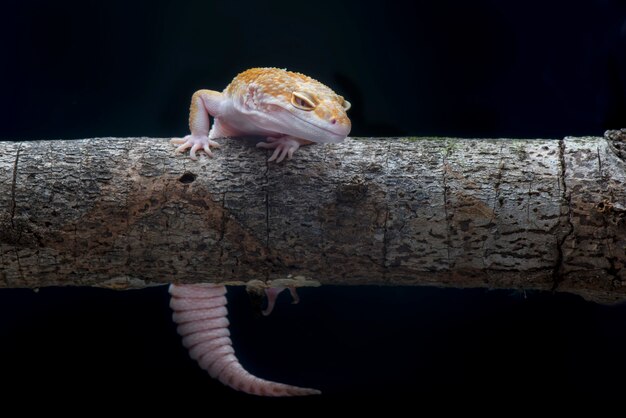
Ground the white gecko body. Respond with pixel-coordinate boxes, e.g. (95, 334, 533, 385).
(169, 68, 352, 396)
(171, 67, 351, 162)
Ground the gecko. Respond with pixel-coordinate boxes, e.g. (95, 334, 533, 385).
(169, 68, 352, 396)
(171, 67, 351, 162)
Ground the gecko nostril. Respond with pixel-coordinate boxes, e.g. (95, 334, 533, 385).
(330, 118, 337, 125)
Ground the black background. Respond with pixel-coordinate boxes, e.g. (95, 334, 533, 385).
(1, 0, 626, 411)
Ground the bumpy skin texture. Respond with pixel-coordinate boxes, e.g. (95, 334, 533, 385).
(171, 67, 351, 162)
(169, 284, 320, 396)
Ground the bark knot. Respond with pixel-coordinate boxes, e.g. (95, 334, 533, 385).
(336, 177, 368, 204)
(178, 172, 197, 183)
(605, 129, 626, 162)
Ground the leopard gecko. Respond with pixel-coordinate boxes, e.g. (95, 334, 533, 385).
(169, 68, 351, 396)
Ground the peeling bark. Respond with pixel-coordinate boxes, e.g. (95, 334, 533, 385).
(0, 132, 625, 303)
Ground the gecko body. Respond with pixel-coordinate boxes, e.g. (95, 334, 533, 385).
(171, 67, 351, 162)
(170, 68, 351, 396)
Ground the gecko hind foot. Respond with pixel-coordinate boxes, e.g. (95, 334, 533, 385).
(171, 135, 220, 160)
(262, 286, 300, 316)
(256, 136, 303, 163)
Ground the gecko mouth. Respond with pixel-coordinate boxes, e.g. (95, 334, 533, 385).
(290, 113, 350, 139)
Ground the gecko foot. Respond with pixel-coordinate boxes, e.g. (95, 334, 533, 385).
(256, 136, 305, 163)
(262, 286, 300, 316)
(171, 135, 220, 160)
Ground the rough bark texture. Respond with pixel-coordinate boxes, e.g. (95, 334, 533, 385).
(1, 132, 625, 303)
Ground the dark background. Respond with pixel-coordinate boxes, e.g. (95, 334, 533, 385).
(1, 0, 626, 411)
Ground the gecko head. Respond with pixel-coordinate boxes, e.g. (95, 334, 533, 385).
(278, 89, 352, 143)
(247, 69, 352, 143)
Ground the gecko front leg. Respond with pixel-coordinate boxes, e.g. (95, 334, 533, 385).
(171, 89, 224, 160)
(169, 284, 320, 396)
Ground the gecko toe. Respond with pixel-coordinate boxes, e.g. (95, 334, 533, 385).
(275, 147, 289, 163)
(288, 287, 300, 304)
(256, 141, 272, 149)
(175, 142, 191, 153)
(267, 147, 282, 162)
(190, 143, 202, 158)
(262, 286, 300, 315)
(262, 287, 286, 316)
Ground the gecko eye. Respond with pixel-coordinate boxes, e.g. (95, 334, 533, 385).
(291, 92, 316, 111)
(338, 95, 351, 111)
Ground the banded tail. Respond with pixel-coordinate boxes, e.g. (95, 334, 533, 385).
(169, 284, 320, 396)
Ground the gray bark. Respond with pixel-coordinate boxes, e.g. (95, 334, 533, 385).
(1, 131, 625, 303)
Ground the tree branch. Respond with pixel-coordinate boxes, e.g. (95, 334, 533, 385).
(1, 132, 625, 303)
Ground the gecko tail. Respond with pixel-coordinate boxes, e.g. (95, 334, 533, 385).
(169, 283, 321, 397)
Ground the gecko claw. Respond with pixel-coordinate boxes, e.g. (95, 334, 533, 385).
(262, 286, 300, 316)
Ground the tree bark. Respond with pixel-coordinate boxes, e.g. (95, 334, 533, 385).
(1, 132, 625, 303)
